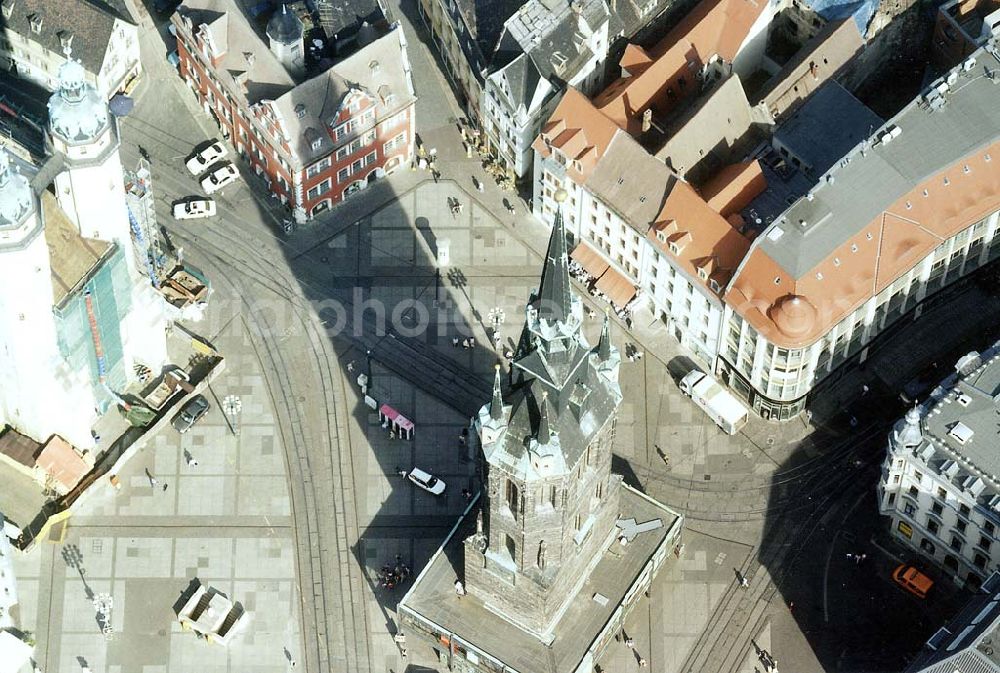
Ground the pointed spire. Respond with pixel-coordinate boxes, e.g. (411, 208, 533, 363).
(537, 189, 573, 324)
(598, 311, 612, 362)
(490, 364, 504, 421)
(538, 391, 551, 444)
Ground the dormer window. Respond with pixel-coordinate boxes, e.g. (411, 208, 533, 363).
(668, 242, 679, 254)
(1, 0, 11, 20)
(311, 138, 322, 151)
(656, 231, 666, 243)
(710, 279, 721, 293)
(369, 60, 380, 75)
(29, 13, 42, 33)
(697, 268, 708, 281)
(295, 104, 306, 119)
(385, 93, 397, 107)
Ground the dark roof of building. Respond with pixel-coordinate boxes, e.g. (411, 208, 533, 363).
(612, 0, 682, 41)
(455, 0, 526, 59)
(0, 428, 41, 469)
(315, 0, 384, 38)
(773, 80, 882, 178)
(497, 53, 543, 113)
(906, 573, 1000, 672)
(266, 4, 304, 44)
(0, 0, 133, 75)
(399, 487, 680, 673)
(536, 206, 574, 324)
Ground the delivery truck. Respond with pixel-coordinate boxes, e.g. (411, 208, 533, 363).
(679, 370, 749, 435)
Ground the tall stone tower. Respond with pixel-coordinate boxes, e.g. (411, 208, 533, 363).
(465, 190, 624, 640)
(0, 148, 97, 447)
(48, 49, 134, 273)
(267, 4, 305, 78)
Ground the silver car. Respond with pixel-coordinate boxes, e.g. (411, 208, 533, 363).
(171, 395, 210, 433)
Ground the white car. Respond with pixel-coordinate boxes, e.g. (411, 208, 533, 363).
(200, 163, 240, 194)
(185, 142, 228, 175)
(172, 198, 216, 220)
(407, 467, 446, 496)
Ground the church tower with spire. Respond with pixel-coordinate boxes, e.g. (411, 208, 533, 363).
(466, 190, 624, 640)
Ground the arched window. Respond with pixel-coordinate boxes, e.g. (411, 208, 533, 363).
(505, 534, 516, 562)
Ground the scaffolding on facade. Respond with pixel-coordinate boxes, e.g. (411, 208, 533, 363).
(123, 158, 166, 288)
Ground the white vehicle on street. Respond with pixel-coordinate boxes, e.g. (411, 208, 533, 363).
(185, 142, 228, 174)
(200, 163, 240, 194)
(679, 370, 749, 435)
(172, 198, 217, 220)
(407, 467, 446, 495)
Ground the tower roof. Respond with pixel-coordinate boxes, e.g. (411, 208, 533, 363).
(0, 148, 34, 228)
(536, 190, 573, 324)
(598, 313, 612, 361)
(266, 4, 304, 44)
(48, 54, 109, 142)
(490, 364, 504, 421)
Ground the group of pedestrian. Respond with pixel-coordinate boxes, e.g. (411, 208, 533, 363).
(452, 337, 475, 349)
(846, 552, 867, 565)
(377, 556, 412, 590)
(625, 343, 644, 363)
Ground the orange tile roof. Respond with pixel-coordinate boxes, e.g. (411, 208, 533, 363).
(533, 88, 621, 182)
(648, 180, 752, 295)
(593, 0, 767, 135)
(699, 159, 767, 217)
(34, 435, 90, 492)
(726, 140, 1000, 348)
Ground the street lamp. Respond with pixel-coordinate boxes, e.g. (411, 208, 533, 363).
(487, 307, 505, 350)
(223, 395, 242, 436)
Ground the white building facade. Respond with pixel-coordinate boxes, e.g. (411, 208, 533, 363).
(878, 341, 1000, 589)
(0, 55, 169, 450)
(481, 0, 611, 179)
(0, 0, 140, 98)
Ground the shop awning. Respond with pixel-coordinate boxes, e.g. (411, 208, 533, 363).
(595, 267, 637, 308)
(570, 242, 609, 279)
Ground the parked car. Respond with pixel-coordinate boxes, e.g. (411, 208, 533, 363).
(172, 198, 216, 220)
(200, 163, 240, 194)
(186, 142, 228, 175)
(407, 467, 446, 495)
(892, 564, 934, 599)
(172, 395, 210, 433)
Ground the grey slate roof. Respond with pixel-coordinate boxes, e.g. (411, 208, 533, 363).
(898, 341, 1000, 535)
(758, 46, 1000, 280)
(773, 81, 882, 178)
(455, 0, 526, 57)
(536, 204, 574, 324)
(0, 0, 132, 76)
(315, 0, 384, 38)
(906, 573, 1000, 673)
(586, 130, 675, 231)
(495, 53, 543, 114)
(271, 26, 415, 165)
(499, 0, 608, 83)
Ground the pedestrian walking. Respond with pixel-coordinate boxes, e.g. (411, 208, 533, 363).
(638, 657, 647, 667)
(347, 361, 355, 372)
(145, 468, 158, 488)
(625, 637, 635, 649)
(452, 337, 460, 347)
(454, 579, 466, 597)
(162, 483, 169, 492)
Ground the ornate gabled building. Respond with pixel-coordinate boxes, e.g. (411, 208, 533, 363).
(399, 193, 682, 673)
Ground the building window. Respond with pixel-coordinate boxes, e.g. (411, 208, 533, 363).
(944, 555, 958, 571)
(980, 536, 992, 552)
(365, 150, 377, 166)
(887, 493, 896, 507)
(937, 487, 947, 499)
(505, 534, 516, 562)
(986, 521, 996, 536)
(950, 536, 963, 552)
(932, 502, 943, 515)
(307, 179, 331, 200)
(920, 538, 935, 554)
(960, 504, 971, 517)
(927, 519, 940, 535)
(975, 553, 988, 569)
(306, 157, 331, 178)
(958, 520, 967, 533)
(337, 167, 350, 183)
(384, 131, 407, 154)
(336, 146, 350, 161)
(914, 471, 923, 481)
(549, 485, 558, 508)
(506, 480, 519, 521)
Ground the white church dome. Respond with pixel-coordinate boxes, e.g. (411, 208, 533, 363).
(48, 57, 109, 142)
(0, 148, 33, 228)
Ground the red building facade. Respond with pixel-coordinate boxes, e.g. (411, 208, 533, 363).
(171, 4, 416, 221)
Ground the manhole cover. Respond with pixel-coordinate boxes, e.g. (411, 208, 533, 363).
(766, 436, 775, 446)
(298, 395, 306, 402)
(704, 474, 712, 481)
(321, 256, 329, 263)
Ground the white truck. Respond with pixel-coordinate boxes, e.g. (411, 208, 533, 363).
(679, 370, 749, 435)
